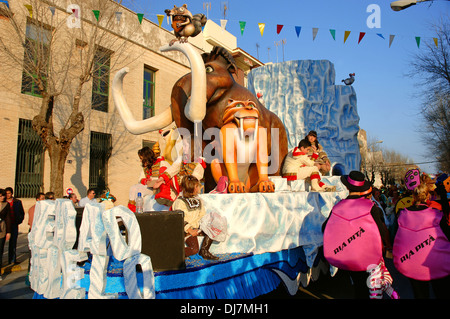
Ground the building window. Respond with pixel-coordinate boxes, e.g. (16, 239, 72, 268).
(89, 131, 112, 195)
(143, 67, 155, 119)
(92, 47, 111, 112)
(15, 119, 44, 198)
(21, 19, 51, 97)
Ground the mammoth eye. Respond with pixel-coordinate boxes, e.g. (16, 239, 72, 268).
(205, 65, 214, 73)
(236, 103, 244, 108)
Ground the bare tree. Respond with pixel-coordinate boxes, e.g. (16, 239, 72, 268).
(0, 0, 139, 197)
(408, 16, 450, 173)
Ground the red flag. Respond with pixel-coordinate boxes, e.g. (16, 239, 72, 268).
(277, 24, 284, 34)
(358, 32, 366, 44)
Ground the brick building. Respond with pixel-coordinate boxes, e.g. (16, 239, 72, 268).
(0, 0, 262, 231)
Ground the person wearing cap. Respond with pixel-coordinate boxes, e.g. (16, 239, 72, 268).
(305, 130, 331, 175)
(322, 171, 394, 299)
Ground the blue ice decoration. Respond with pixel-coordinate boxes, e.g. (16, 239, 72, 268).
(247, 60, 361, 174)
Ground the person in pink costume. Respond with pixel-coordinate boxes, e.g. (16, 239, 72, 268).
(322, 171, 396, 299)
(393, 176, 450, 299)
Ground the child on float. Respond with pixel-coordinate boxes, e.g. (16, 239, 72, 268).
(393, 174, 450, 299)
(282, 139, 335, 192)
(128, 145, 169, 212)
(172, 175, 219, 260)
(322, 171, 396, 299)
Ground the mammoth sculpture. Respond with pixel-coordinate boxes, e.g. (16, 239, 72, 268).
(112, 42, 288, 191)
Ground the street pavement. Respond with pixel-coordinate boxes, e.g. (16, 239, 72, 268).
(0, 232, 34, 299)
(0, 231, 418, 299)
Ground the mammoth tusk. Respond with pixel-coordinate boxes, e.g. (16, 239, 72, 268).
(112, 67, 173, 135)
(160, 42, 207, 123)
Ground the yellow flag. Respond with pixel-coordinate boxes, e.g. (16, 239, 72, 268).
(157, 14, 164, 28)
(258, 23, 265, 36)
(24, 4, 32, 18)
(344, 30, 351, 43)
(433, 37, 438, 48)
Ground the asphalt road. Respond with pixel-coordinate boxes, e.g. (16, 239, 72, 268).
(0, 232, 417, 300)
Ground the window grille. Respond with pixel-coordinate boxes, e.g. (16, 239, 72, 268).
(21, 18, 51, 97)
(15, 119, 44, 198)
(92, 46, 112, 112)
(143, 67, 155, 119)
(89, 131, 112, 195)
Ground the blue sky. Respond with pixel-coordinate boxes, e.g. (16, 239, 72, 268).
(122, 0, 449, 173)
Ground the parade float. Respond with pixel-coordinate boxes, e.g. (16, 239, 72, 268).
(30, 4, 361, 299)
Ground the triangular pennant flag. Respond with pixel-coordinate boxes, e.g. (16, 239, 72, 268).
(433, 37, 438, 48)
(220, 19, 227, 30)
(115, 12, 122, 24)
(277, 24, 284, 35)
(239, 21, 246, 35)
(49, 6, 55, 16)
(358, 32, 366, 44)
(258, 23, 265, 36)
(295, 26, 301, 38)
(344, 31, 351, 43)
(24, 4, 33, 18)
(329, 29, 336, 40)
(72, 8, 79, 19)
(389, 34, 395, 48)
(312, 27, 318, 41)
(92, 10, 100, 21)
(376, 33, 385, 40)
(137, 13, 144, 24)
(415, 36, 420, 48)
(157, 14, 164, 28)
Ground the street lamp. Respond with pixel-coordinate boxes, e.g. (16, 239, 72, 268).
(390, 0, 431, 11)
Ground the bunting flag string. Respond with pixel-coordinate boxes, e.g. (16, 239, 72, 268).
(37, 6, 437, 50)
(157, 14, 164, 28)
(24, 4, 33, 18)
(358, 32, 366, 44)
(344, 30, 351, 43)
(389, 34, 395, 48)
(276, 24, 283, 35)
(239, 21, 246, 35)
(92, 9, 99, 21)
(295, 26, 301, 38)
(137, 13, 144, 24)
(220, 19, 227, 30)
(329, 29, 336, 41)
(258, 23, 265, 36)
(312, 27, 318, 41)
(115, 11, 122, 24)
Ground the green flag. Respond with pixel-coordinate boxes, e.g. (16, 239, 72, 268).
(239, 21, 246, 35)
(92, 10, 100, 21)
(137, 13, 144, 24)
(329, 29, 336, 40)
(415, 36, 421, 48)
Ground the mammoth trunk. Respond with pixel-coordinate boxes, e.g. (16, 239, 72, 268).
(112, 42, 207, 135)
